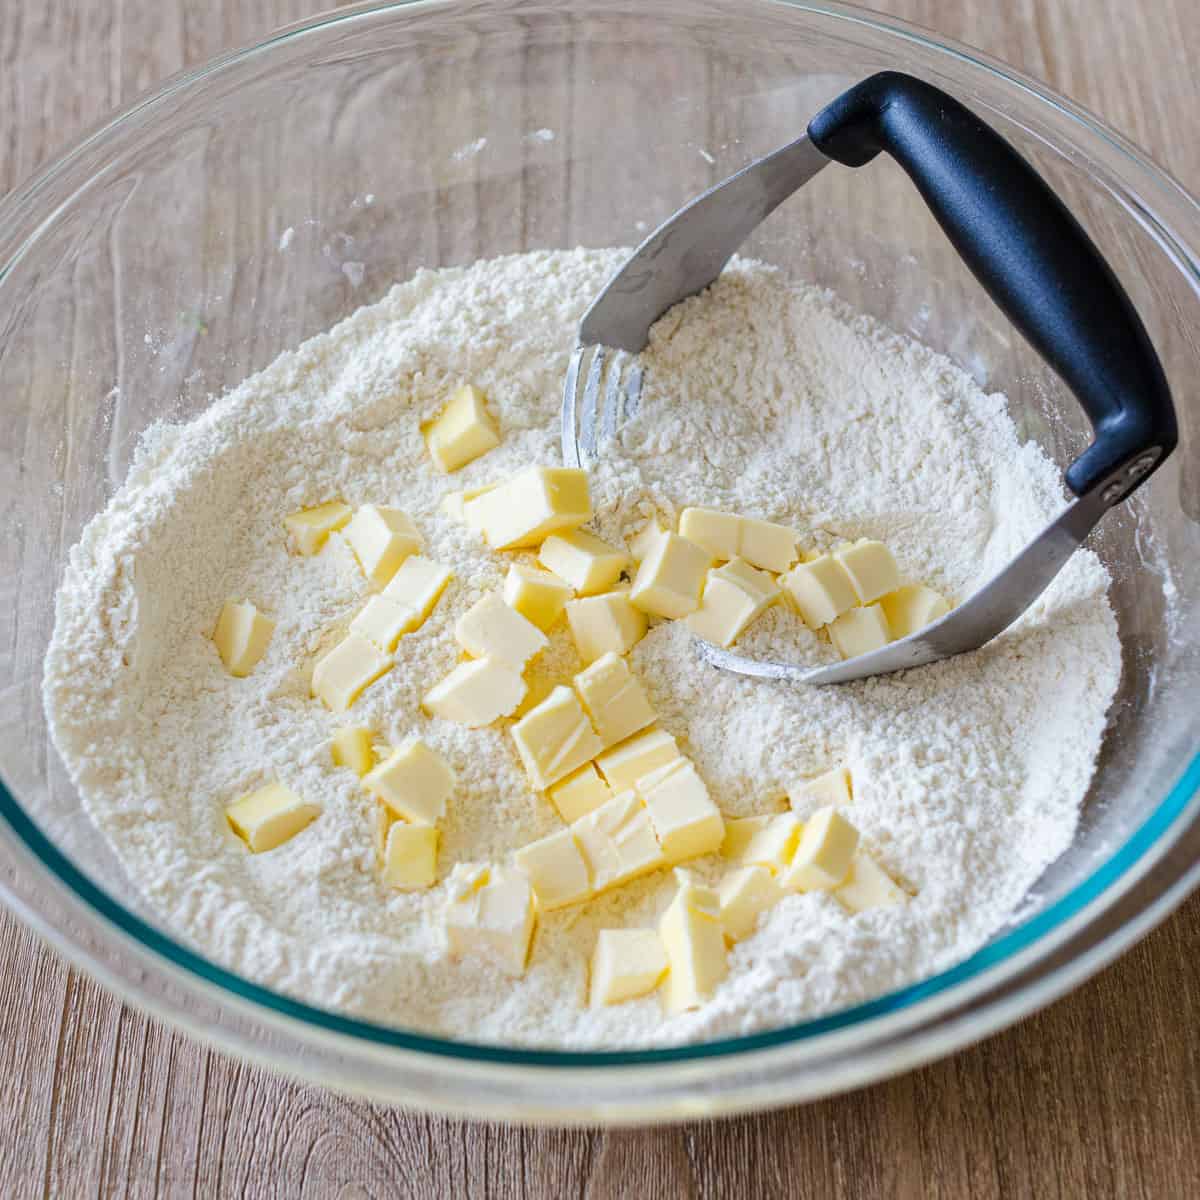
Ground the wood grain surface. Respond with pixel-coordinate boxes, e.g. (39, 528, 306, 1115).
(2, 1, 1199, 1195)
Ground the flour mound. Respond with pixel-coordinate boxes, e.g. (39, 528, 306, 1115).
(43, 250, 1120, 1048)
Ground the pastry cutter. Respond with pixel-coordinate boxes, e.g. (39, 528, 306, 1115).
(561, 71, 1177, 684)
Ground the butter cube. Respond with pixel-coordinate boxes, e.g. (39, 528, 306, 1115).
(503, 563, 574, 631)
(226, 781, 319, 852)
(590, 929, 669, 1007)
(363, 738, 455, 825)
(738, 517, 799, 574)
(679, 507, 741, 560)
(790, 766, 852, 810)
(828, 603, 892, 660)
(382, 555, 453, 626)
(423, 383, 500, 473)
(565, 590, 648, 665)
(284, 500, 352, 555)
(719, 866, 783, 941)
(538, 529, 629, 596)
(514, 828, 592, 910)
(311, 635, 391, 711)
(835, 850, 908, 913)
(464, 466, 591, 550)
(678, 507, 797, 572)
(344, 505, 422, 588)
(572, 652, 656, 748)
(422, 657, 526, 726)
(331, 727, 374, 777)
(636, 759, 724, 864)
(780, 554, 858, 628)
(455, 592, 548, 669)
(659, 872, 728, 1013)
(571, 792, 666, 893)
(781, 806, 860, 892)
(445, 867, 535, 976)
(548, 762, 613, 823)
(630, 532, 711, 619)
(374, 804, 394, 862)
(595, 726, 680, 792)
(510, 685, 604, 789)
(213, 600, 275, 677)
(834, 539, 900, 604)
(880, 584, 950, 638)
(628, 520, 665, 562)
(350, 595, 420, 652)
(383, 822, 439, 890)
(685, 557, 779, 647)
(442, 480, 500, 524)
(721, 812, 802, 872)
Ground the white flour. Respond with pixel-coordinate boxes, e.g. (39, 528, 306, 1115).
(43, 249, 1120, 1048)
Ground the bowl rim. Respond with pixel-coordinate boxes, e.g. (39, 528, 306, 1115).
(2, 0, 1199, 1088)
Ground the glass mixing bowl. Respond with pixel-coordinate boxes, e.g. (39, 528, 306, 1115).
(1, 0, 1197, 1124)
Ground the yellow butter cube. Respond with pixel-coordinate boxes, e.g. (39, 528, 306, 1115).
(382, 555, 453, 626)
(350, 595, 420, 652)
(790, 766, 852, 811)
(719, 865, 783, 941)
(679, 507, 741, 560)
(685, 557, 779, 647)
(636, 759, 724, 864)
(331, 727, 374, 777)
(284, 500, 352, 555)
(442, 480, 500, 524)
(835, 850, 908, 913)
(311, 635, 391, 711)
(548, 762, 614, 823)
(630, 532, 711, 619)
(514, 828, 592, 910)
(564, 589, 648, 665)
(780, 554, 858, 628)
(423, 383, 501, 473)
(659, 871, 728, 1013)
(738, 517, 799, 574)
(213, 600, 275, 678)
(589, 928, 668, 1007)
(510, 685, 604, 789)
(464, 466, 591, 550)
(879, 584, 950, 638)
(363, 738, 455, 825)
(781, 806, 860, 892)
(678, 507, 797, 572)
(828, 603, 892, 660)
(721, 812, 802, 872)
(445, 866, 535, 977)
(383, 822, 439, 890)
(512, 674, 557, 720)
(538, 529, 629, 596)
(454, 592, 548, 669)
(572, 651, 656, 749)
(503, 563, 574, 631)
(571, 792, 666, 893)
(344, 504, 422, 588)
(595, 726, 680, 792)
(628, 520, 665, 562)
(834, 539, 900, 604)
(226, 781, 319, 853)
(422, 657, 526, 727)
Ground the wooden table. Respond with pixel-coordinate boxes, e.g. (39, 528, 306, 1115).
(1, 1, 1197, 1195)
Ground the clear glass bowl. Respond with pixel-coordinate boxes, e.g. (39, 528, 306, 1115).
(1, 0, 1197, 1123)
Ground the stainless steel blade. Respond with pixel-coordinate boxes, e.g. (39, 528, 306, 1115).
(578, 136, 830, 353)
(695, 488, 1112, 684)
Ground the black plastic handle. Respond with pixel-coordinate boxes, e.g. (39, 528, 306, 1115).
(808, 71, 1177, 500)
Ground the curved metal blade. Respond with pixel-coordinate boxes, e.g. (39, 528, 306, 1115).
(579, 136, 831, 353)
(696, 489, 1112, 684)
